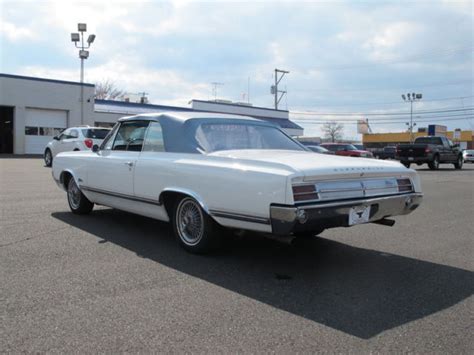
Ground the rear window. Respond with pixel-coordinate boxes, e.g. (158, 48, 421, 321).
(415, 137, 442, 145)
(82, 129, 110, 139)
(194, 123, 305, 153)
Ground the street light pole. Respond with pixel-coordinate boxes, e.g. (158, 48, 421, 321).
(71, 23, 95, 125)
(402, 92, 422, 143)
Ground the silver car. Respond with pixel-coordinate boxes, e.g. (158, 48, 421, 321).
(462, 149, 474, 163)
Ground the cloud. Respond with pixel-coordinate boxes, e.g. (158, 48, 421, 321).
(19, 54, 210, 106)
(2, 0, 473, 136)
(1, 21, 38, 41)
(364, 22, 424, 62)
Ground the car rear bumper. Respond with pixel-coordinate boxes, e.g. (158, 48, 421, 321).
(270, 193, 423, 235)
(398, 156, 430, 163)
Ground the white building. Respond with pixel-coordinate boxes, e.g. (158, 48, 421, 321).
(0, 73, 303, 155)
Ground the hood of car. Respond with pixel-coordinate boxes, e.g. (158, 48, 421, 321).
(208, 149, 407, 179)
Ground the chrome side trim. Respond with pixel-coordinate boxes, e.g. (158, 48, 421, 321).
(81, 186, 161, 206)
(209, 209, 270, 225)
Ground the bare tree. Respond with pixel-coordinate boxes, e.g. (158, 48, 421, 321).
(322, 121, 344, 142)
(94, 80, 126, 100)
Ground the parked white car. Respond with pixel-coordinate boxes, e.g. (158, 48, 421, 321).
(462, 149, 474, 163)
(44, 126, 111, 167)
(52, 112, 423, 253)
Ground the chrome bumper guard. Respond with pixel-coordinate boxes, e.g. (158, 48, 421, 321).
(270, 193, 423, 235)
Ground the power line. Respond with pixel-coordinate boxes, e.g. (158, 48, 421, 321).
(294, 116, 474, 125)
(293, 95, 474, 108)
(293, 114, 474, 124)
(291, 107, 474, 117)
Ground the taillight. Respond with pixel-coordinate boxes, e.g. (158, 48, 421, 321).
(292, 185, 318, 202)
(84, 139, 93, 148)
(397, 178, 413, 192)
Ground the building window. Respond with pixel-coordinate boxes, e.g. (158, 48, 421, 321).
(25, 126, 38, 135)
(94, 121, 116, 128)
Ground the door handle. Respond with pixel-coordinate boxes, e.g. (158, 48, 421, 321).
(125, 161, 134, 167)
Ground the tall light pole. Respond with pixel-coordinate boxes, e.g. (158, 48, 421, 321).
(71, 23, 95, 125)
(402, 92, 422, 143)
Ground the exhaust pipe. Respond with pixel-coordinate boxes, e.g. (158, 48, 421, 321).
(373, 218, 396, 227)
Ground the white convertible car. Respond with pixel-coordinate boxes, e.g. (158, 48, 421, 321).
(52, 112, 423, 253)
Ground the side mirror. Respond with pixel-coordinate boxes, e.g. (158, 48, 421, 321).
(92, 144, 99, 153)
(53, 135, 60, 140)
(452, 143, 460, 148)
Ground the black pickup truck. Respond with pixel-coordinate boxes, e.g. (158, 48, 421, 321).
(396, 136, 463, 170)
(373, 146, 397, 160)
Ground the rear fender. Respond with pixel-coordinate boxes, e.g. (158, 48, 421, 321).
(158, 187, 210, 214)
(59, 169, 81, 191)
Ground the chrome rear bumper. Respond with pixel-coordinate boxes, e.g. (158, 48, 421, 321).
(270, 193, 423, 235)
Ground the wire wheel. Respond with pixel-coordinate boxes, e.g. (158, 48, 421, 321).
(176, 198, 204, 246)
(67, 178, 81, 210)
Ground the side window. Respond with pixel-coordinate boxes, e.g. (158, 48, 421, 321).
(112, 121, 150, 151)
(60, 129, 70, 140)
(101, 123, 120, 150)
(142, 122, 165, 152)
(69, 129, 79, 139)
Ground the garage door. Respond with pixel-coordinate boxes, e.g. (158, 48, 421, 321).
(25, 108, 67, 154)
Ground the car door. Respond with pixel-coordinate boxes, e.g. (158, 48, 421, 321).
(62, 129, 79, 152)
(445, 138, 458, 161)
(133, 121, 169, 220)
(86, 120, 150, 197)
(53, 129, 71, 156)
(439, 137, 453, 162)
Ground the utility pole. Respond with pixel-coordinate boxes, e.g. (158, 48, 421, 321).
(271, 68, 289, 110)
(71, 23, 96, 125)
(138, 92, 149, 104)
(401, 92, 422, 143)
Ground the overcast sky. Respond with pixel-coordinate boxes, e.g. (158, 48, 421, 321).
(1, 0, 472, 138)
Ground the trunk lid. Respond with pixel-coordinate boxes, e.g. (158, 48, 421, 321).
(208, 149, 409, 180)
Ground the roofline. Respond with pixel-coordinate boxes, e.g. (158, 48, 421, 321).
(94, 99, 302, 129)
(189, 99, 289, 113)
(117, 112, 274, 124)
(95, 99, 194, 111)
(0, 73, 95, 87)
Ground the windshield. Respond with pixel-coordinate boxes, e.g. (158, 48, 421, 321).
(195, 123, 305, 153)
(82, 128, 110, 139)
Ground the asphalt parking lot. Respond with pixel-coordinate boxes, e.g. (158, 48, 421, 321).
(1, 157, 473, 353)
